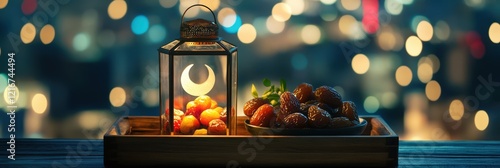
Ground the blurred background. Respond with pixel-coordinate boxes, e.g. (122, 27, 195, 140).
(0, 0, 499, 140)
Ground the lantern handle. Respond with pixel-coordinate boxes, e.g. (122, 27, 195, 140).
(181, 4, 218, 26)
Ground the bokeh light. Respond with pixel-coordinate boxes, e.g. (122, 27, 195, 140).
(108, 0, 127, 20)
(340, 0, 360, 11)
(435, 20, 450, 41)
(147, 24, 167, 43)
(218, 7, 236, 28)
(266, 15, 285, 34)
(381, 92, 397, 109)
(142, 89, 159, 107)
(0, 0, 8, 9)
(416, 20, 433, 41)
(320, 8, 338, 22)
(131, 15, 149, 35)
(320, 0, 336, 5)
(362, 0, 379, 34)
(301, 25, 321, 45)
(199, 0, 220, 12)
(425, 80, 441, 101)
(385, 0, 403, 15)
(109, 87, 126, 107)
(179, 0, 200, 18)
(465, 0, 485, 9)
(237, 24, 257, 44)
(40, 24, 56, 45)
(32, 93, 48, 114)
(0, 74, 7, 91)
(405, 35, 423, 57)
(159, 0, 177, 8)
(253, 17, 269, 37)
(3, 85, 19, 105)
(20, 23, 36, 44)
(489, 22, 500, 43)
(449, 99, 464, 121)
(223, 14, 241, 34)
(73, 33, 91, 51)
(404, 109, 426, 135)
(378, 31, 396, 51)
(351, 53, 370, 74)
(291, 53, 308, 70)
(410, 15, 429, 33)
(338, 15, 357, 35)
(428, 54, 440, 73)
(417, 63, 433, 83)
(284, 0, 305, 15)
(400, 0, 414, 5)
(364, 96, 380, 113)
(475, 110, 489, 131)
(272, 3, 292, 22)
(395, 66, 412, 86)
(22, 0, 37, 15)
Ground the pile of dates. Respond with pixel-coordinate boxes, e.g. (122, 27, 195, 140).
(244, 83, 360, 129)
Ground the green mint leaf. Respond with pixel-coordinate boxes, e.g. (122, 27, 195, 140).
(267, 93, 280, 101)
(263, 78, 271, 87)
(280, 79, 287, 92)
(251, 84, 258, 98)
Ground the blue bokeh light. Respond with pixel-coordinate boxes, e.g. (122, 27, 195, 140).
(148, 24, 167, 43)
(223, 15, 242, 34)
(131, 15, 150, 35)
(410, 15, 429, 33)
(73, 33, 91, 51)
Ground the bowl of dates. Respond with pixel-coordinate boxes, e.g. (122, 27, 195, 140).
(243, 80, 367, 136)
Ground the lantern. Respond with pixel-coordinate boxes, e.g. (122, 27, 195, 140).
(158, 4, 237, 135)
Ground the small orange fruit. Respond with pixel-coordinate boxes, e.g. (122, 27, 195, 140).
(194, 95, 212, 111)
(180, 115, 200, 135)
(210, 99, 218, 109)
(200, 109, 220, 127)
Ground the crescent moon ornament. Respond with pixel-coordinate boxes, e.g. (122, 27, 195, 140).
(180, 64, 216, 96)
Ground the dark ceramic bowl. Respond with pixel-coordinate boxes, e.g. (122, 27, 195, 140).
(244, 118, 368, 136)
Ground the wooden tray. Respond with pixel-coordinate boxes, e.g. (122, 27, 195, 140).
(104, 115, 398, 167)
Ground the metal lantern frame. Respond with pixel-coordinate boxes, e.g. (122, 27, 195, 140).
(158, 4, 237, 135)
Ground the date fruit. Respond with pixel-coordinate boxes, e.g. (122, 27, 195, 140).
(308, 105, 332, 128)
(250, 104, 275, 127)
(243, 98, 268, 118)
(314, 86, 343, 109)
(207, 119, 227, 135)
(331, 117, 355, 128)
(341, 101, 359, 122)
(280, 91, 301, 116)
(315, 102, 340, 117)
(293, 83, 314, 103)
(283, 113, 308, 128)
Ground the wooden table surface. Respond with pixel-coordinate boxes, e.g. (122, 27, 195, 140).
(1, 139, 499, 167)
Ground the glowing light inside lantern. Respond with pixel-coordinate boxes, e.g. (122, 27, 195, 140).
(181, 64, 216, 96)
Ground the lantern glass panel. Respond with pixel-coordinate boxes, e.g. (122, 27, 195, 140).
(172, 55, 228, 105)
(161, 40, 180, 50)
